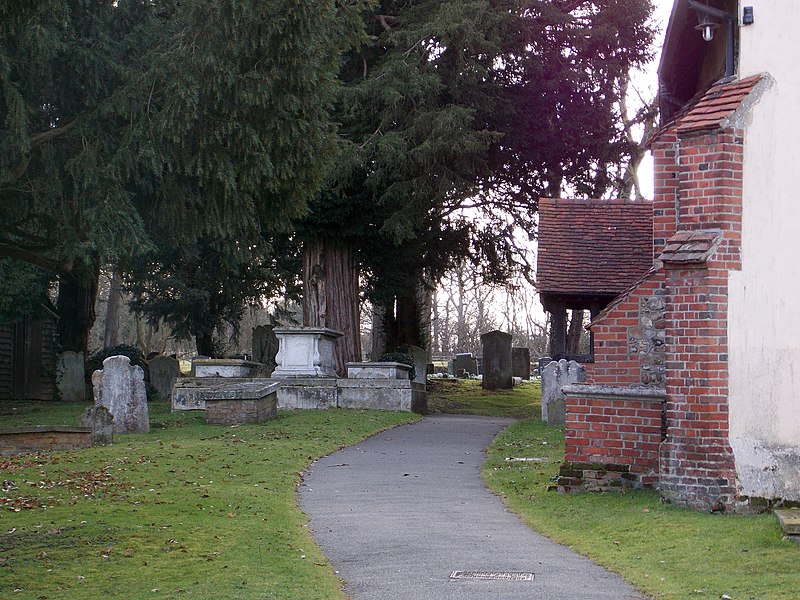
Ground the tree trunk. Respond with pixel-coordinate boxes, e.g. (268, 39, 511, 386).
(566, 309, 584, 355)
(56, 259, 100, 357)
(370, 302, 387, 360)
(103, 268, 122, 348)
(302, 237, 361, 375)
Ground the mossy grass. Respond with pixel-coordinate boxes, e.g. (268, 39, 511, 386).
(478, 390, 800, 599)
(1, 401, 417, 599)
(426, 378, 539, 419)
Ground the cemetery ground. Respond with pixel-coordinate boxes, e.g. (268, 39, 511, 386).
(0, 386, 797, 599)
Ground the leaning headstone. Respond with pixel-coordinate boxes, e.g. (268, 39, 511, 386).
(91, 355, 149, 433)
(512, 347, 531, 380)
(480, 330, 513, 390)
(56, 351, 85, 402)
(148, 355, 181, 402)
(80, 405, 114, 446)
(541, 359, 586, 426)
(252, 324, 279, 376)
(405, 345, 427, 385)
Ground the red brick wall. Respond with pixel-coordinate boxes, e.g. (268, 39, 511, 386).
(676, 129, 744, 269)
(654, 125, 744, 511)
(659, 264, 737, 509)
(565, 394, 663, 485)
(652, 131, 680, 256)
(590, 271, 666, 387)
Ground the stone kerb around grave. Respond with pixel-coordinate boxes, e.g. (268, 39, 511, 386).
(272, 327, 343, 378)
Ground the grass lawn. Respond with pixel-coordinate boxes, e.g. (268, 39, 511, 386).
(3, 383, 799, 600)
(0, 401, 417, 599)
(426, 377, 539, 419)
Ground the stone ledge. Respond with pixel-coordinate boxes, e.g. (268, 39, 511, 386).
(0, 425, 92, 435)
(775, 508, 800, 537)
(561, 384, 666, 402)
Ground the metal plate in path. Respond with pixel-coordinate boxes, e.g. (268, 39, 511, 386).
(449, 571, 534, 581)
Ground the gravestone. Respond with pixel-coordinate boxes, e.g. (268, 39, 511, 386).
(541, 359, 586, 426)
(406, 345, 427, 385)
(56, 351, 86, 402)
(91, 355, 149, 433)
(480, 330, 513, 390)
(252, 324, 279, 376)
(148, 355, 181, 402)
(452, 353, 478, 376)
(512, 347, 531, 380)
(79, 405, 114, 446)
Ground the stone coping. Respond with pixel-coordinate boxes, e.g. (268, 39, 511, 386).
(182, 377, 281, 402)
(561, 384, 666, 402)
(192, 358, 261, 368)
(273, 327, 343, 338)
(346, 362, 412, 370)
(338, 379, 422, 389)
(201, 381, 280, 401)
(0, 425, 92, 435)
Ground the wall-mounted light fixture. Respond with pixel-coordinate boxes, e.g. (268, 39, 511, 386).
(695, 12, 720, 41)
(687, 0, 736, 77)
(742, 6, 754, 26)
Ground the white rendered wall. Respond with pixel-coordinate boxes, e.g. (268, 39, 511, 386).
(728, 1, 800, 501)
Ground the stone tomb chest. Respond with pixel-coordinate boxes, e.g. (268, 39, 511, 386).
(272, 327, 343, 378)
(201, 381, 280, 425)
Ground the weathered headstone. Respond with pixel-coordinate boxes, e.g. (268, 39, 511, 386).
(56, 351, 85, 402)
(480, 330, 513, 390)
(80, 405, 114, 446)
(148, 355, 181, 402)
(541, 359, 586, 426)
(252, 324, 279, 376)
(91, 355, 149, 433)
(452, 353, 478, 376)
(406, 345, 427, 385)
(512, 347, 531, 380)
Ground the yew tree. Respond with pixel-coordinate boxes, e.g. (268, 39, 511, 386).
(1, 0, 364, 355)
(305, 0, 654, 357)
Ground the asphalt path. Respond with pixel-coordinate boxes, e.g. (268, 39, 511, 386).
(299, 414, 647, 599)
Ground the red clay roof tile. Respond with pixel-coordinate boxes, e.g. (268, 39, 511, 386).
(537, 198, 653, 297)
(658, 229, 722, 264)
(675, 74, 763, 134)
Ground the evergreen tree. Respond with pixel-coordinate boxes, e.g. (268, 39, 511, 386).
(1, 0, 365, 354)
(303, 0, 654, 352)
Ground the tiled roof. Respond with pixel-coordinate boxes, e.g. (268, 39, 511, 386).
(537, 198, 654, 297)
(658, 229, 722, 264)
(676, 74, 763, 134)
(647, 74, 764, 145)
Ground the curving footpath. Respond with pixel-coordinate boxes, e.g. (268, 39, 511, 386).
(299, 414, 647, 600)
